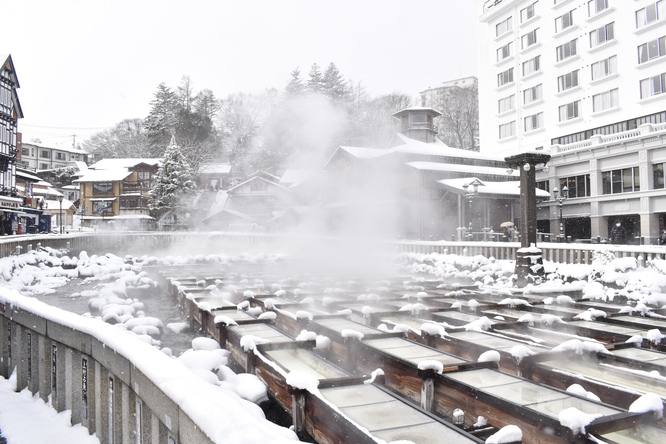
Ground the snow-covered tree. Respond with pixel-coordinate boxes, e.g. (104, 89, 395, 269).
(82, 118, 149, 160)
(285, 67, 306, 97)
(322, 62, 347, 104)
(307, 63, 324, 94)
(149, 137, 197, 225)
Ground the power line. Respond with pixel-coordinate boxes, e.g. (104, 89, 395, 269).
(20, 123, 111, 131)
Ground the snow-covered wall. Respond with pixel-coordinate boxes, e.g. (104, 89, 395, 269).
(0, 288, 297, 444)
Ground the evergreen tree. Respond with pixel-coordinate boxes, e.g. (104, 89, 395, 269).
(284, 67, 305, 97)
(144, 83, 178, 156)
(322, 62, 347, 103)
(149, 137, 197, 224)
(307, 63, 324, 94)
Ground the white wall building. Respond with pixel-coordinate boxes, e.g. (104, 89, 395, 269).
(20, 141, 90, 171)
(477, 0, 666, 157)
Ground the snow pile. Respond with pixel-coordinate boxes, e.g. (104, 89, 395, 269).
(509, 345, 536, 363)
(551, 339, 610, 355)
(647, 329, 664, 344)
(286, 371, 319, 392)
(420, 322, 446, 337)
(364, 368, 385, 384)
(573, 308, 607, 321)
(295, 330, 317, 342)
(341, 329, 364, 340)
(558, 407, 602, 435)
(517, 313, 534, 326)
(464, 316, 492, 331)
(417, 360, 444, 374)
(473, 416, 488, 427)
(478, 350, 501, 364)
(541, 314, 566, 325)
(628, 393, 663, 419)
(485, 424, 522, 444)
(566, 384, 601, 402)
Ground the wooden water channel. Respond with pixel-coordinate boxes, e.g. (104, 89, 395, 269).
(149, 262, 666, 444)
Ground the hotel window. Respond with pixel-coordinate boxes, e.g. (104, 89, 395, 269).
(39, 149, 50, 159)
(521, 2, 537, 23)
(640, 73, 666, 98)
(522, 55, 541, 76)
(590, 22, 614, 47)
(21, 147, 29, 156)
(654, 163, 665, 189)
(559, 100, 580, 122)
(524, 112, 543, 131)
(523, 84, 543, 104)
(498, 95, 516, 113)
(536, 180, 550, 192)
(588, 0, 608, 17)
(555, 10, 574, 33)
(497, 42, 513, 62)
(499, 121, 516, 139)
(560, 175, 591, 198)
(557, 70, 579, 92)
(496, 16, 513, 37)
(521, 28, 539, 50)
(602, 167, 640, 194)
(556, 39, 577, 61)
(55, 152, 66, 160)
(592, 88, 619, 112)
(638, 36, 666, 64)
(636, 1, 665, 29)
(39, 163, 49, 170)
(498, 68, 514, 87)
(591, 55, 617, 80)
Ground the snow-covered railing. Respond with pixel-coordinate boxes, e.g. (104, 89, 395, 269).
(2, 232, 666, 265)
(0, 289, 295, 444)
(553, 123, 666, 154)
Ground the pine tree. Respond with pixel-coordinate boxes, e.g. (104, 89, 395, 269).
(307, 63, 324, 94)
(322, 62, 347, 103)
(285, 67, 305, 97)
(149, 137, 197, 225)
(144, 83, 178, 156)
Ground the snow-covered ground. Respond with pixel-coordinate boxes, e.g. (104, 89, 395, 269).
(1, 245, 665, 443)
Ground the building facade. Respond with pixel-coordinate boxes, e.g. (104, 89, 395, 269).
(477, 0, 666, 243)
(20, 141, 90, 171)
(478, 0, 666, 156)
(74, 159, 160, 230)
(0, 54, 24, 234)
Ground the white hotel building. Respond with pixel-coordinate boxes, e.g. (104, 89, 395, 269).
(477, 0, 666, 243)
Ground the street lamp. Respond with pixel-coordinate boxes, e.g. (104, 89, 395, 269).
(57, 195, 64, 235)
(552, 186, 568, 242)
(462, 179, 482, 240)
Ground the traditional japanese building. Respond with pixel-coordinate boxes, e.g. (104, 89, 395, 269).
(0, 54, 23, 234)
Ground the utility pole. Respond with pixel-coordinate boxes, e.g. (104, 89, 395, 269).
(72, 135, 76, 149)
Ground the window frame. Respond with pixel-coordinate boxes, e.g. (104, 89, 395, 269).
(590, 22, 614, 47)
(556, 39, 577, 61)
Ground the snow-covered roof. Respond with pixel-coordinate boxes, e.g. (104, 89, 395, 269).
(406, 161, 513, 177)
(331, 134, 505, 166)
(207, 190, 229, 217)
(15, 170, 42, 182)
(226, 176, 292, 194)
(438, 177, 551, 198)
(279, 169, 318, 187)
(200, 163, 231, 174)
(391, 133, 504, 161)
(74, 169, 132, 183)
(89, 158, 161, 170)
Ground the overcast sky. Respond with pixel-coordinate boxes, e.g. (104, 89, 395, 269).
(5, 0, 478, 147)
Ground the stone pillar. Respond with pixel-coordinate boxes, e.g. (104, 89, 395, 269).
(505, 152, 552, 287)
(640, 209, 660, 245)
